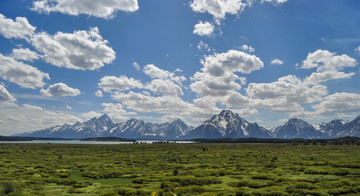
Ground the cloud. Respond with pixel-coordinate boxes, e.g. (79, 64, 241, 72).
(65, 105, 72, 110)
(193, 21, 214, 36)
(98, 75, 143, 92)
(311, 92, 360, 115)
(0, 85, 16, 102)
(355, 46, 360, 54)
(197, 41, 210, 51)
(303, 71, 355, 86)
(112, 91, 193, 114)
(300, 50, 357, 85)
(102, 102, 126, 114)
(246, 75, 328, 104)
(143, 64, 174, 79)
(262, 0, 289, 5)
(80, 111, 103, 121)
(301, 49, 357, 72)
(95, 90, 103, 97)
(31, 0, 139, 19)
(101, 102, 135, 122)
(145, 79, 184, 96)
(190, 0, 248, 19)
(226, 91, 304, 113)
(270, 59, 284, 65)
(11, 48, 40, 62)
(0, 13, 36, 40)
(174, 68, 183, 72)
(0, 104, 82, 135)
(201, 50, 264, 75)
(31, 27, 115, 70)
(235, 49, 358, 117)
(132, 62, 140, 70)
(240, 45, 255, 53)
(0, 53, 50, 89)
(40, 83, 81, 97)
(190, 50, 264, 96)
(143, 64, 186, 85)
(232, 108, 259, 116)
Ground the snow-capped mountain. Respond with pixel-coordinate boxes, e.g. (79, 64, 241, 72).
(18, 114, 192, 139)
(274, 118, 325, 139)
(19, 114, 116, 138)
(16, 112, 360, 139)
(184, 110, 271, 139)
(334, 116, 360, 138)
(317, 119, 346, 138)
(107, 119, 192, 139)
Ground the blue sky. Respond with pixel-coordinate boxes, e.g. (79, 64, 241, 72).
(1, 0, 360, 135)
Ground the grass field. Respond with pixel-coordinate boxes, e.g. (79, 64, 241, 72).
(0, 143, 360, 195)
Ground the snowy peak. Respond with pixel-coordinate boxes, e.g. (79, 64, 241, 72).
(318, 119, 346, 137)
(275, 118, 324, 139)
(207, 110, 244, 134)
(186, 110, 271, 139)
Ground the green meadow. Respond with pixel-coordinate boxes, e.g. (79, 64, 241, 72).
(0, 143, 360, 195)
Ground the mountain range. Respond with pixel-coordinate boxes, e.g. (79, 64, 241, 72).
(16, 110, 360, 139)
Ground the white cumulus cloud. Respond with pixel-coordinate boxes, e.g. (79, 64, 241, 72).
(31, 0, 139, 19)
(312, 92, 360, 115)
(11, 48, 40, 62)
(301, 49, 357, 72)
(0, 13, 36, 40)
(355, 46, 360, 54)
(95, 90, 103, 97)
(240, 45, 255, 53)
(98, 75, 143, 92)
(40, 83, 81, 97)
(262, 0, 289, 5)
(197, 41, 210, 51)
(193, 21, 214, 36)
(0, 104, 82, 135)
(31, 27, 115, 70)
(145, 79, 184, 96)
(143, 64, 186, 85)
(0, 54, 50, 89)
(270, 59, 284, 65)
(190, 50, 263, 97)
(190, 0, 248, 19)
(132, 62, 140, 70)
(112, 91, 192, 114)
(0, 85, 16, 102)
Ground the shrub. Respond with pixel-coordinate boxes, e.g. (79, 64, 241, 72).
(303, 167, 329, 174)
(231, 179, 273, 188)
(328, 187, 355, 195)
(173, 169, 179, 176)
(251, 173, 277, 180)
(2, 182, 15, 195)
(169, 176, 221, 186)
(332, 169, 350, 176)
(331, 179, 354, 188)
(132, 177, 154, 184)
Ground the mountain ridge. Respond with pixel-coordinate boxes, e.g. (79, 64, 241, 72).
(16, 111, 360, 139)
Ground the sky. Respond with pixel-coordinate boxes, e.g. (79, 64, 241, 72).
(1, 0, 360, 135)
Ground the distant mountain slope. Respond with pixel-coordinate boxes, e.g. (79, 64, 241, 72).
(16, 112, 360, 139)
(274, 118, 325, 139)
(184, 110, 271, 139)
(318, 119, 346, 138)
(335, 116, 360, 138)
(19, 114, 115, 138)
(18, 114, 192, 139)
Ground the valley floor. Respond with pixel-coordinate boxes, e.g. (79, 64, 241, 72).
(0, 143, 360, 195)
